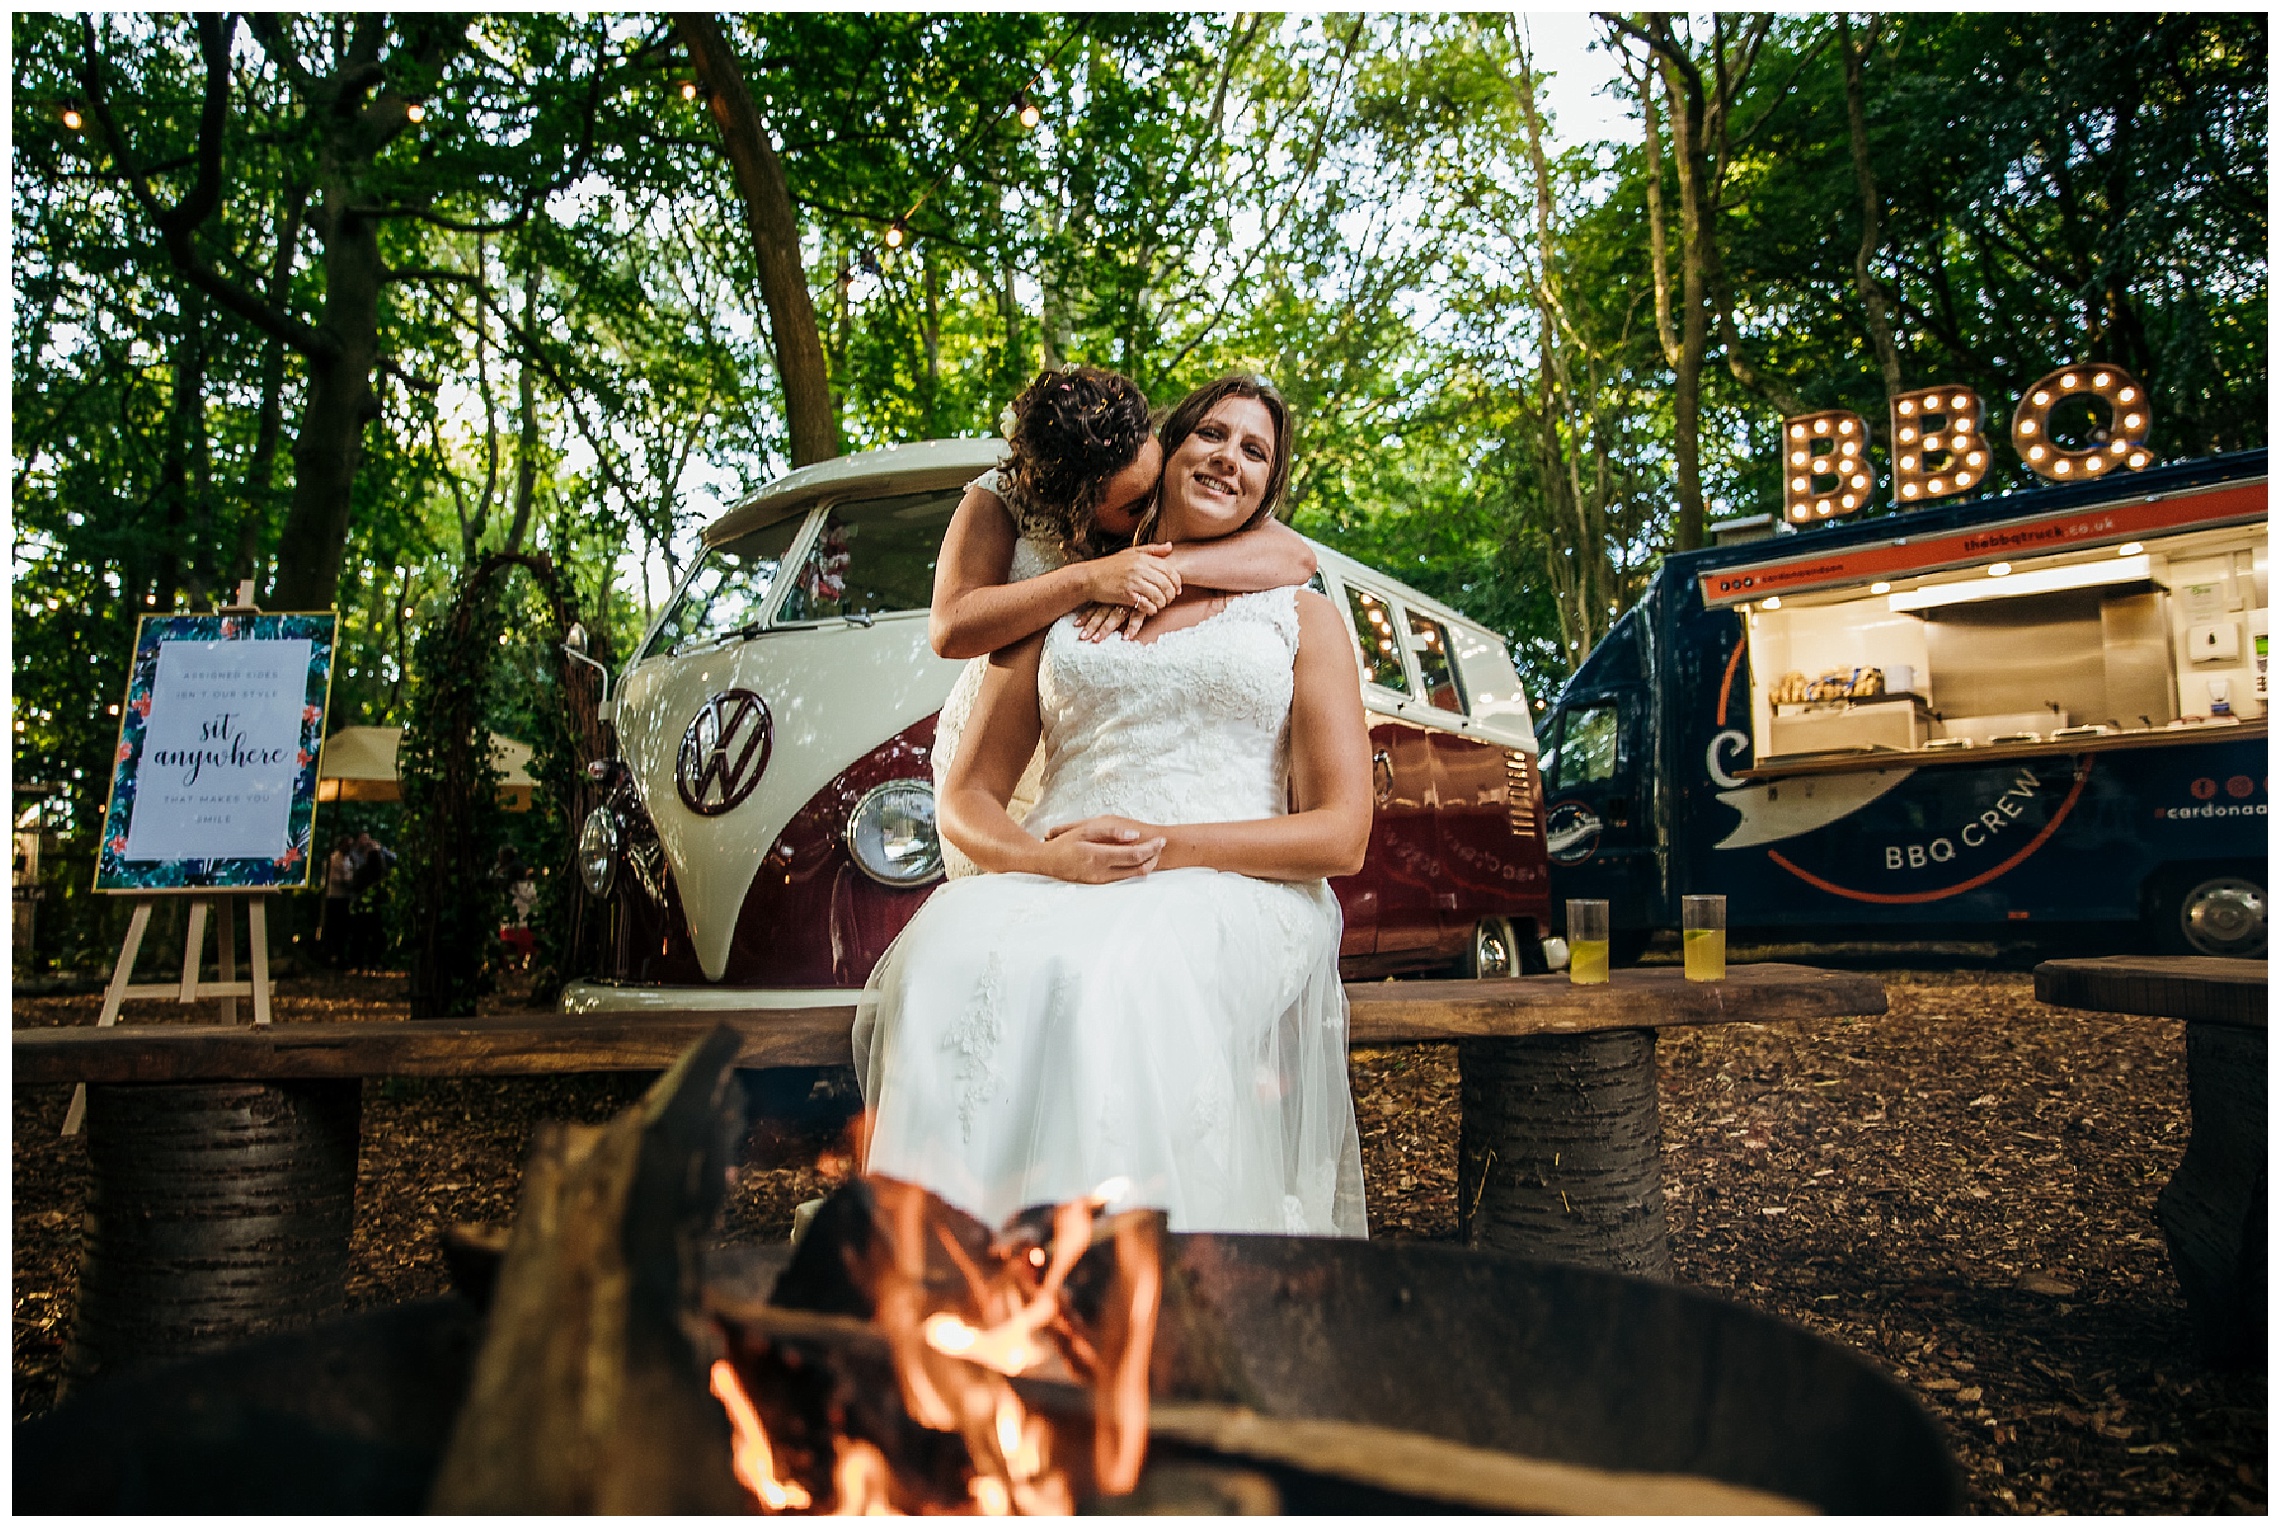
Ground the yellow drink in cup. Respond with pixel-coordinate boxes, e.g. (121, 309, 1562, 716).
(1682, 895, 1727, 982)
(1683, 927, 1726, 982)
(1569, 938, 1611, 985)
(1566, 899, 1610, 985)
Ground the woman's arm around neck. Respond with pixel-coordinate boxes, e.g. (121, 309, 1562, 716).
(1164, 516, 1316, 592)
(929, 484, 1182, 659)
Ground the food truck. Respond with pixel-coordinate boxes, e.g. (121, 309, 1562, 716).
(1540, 449, 2267, 960)
(562, 437, 1552, 1014)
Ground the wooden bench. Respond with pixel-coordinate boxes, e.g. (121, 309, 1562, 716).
(2035, 955, 2267, 1370)
(21, 963, 1885, 1382)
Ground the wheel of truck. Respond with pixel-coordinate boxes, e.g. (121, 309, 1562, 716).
(2152, 870, 2267, 959)
(1462, 917, 1522, 979)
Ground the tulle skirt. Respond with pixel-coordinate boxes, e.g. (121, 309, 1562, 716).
(853, 866, 1367, 1238)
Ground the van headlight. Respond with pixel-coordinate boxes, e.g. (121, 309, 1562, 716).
(578, 806, 619, 897)
(844, 780, 944, 887)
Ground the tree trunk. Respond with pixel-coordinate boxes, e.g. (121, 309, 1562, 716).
(1658, 55, 1710, 553)
(233, 191, 305, 588)
(675, 12, 838, 467)
(268, 187, 385, 612)
(1840, 16, 1904, 407)
(506, 278, 541, 555)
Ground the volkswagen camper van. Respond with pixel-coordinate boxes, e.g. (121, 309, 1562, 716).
(562, 438, 1551, 1014)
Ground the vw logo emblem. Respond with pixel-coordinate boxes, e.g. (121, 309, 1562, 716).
(677, 689, 773, 816)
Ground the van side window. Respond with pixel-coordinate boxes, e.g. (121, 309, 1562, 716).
(1554, 705, 1620, 788)
(1345, 586, 1410, 692)
(642, 515, 805, 658)
(1406, 611, 1466, 714)
(777, 490, 958, 623)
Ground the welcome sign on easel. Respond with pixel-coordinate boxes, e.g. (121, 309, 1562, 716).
(65, 605, 338, 1135)
(95, 610, 337, 891)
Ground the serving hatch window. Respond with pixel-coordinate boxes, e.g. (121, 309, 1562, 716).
(641, 515, 804, 659)
(776, 490, 959, 623)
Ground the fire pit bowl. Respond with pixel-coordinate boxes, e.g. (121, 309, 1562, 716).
(18, 1233, 1959, 1514)
(1138, 1233, 1960, 1512)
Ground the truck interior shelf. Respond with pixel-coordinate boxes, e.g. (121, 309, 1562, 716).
(1739, 718, 2266, 782)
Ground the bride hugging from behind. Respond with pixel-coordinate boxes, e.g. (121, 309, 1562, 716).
(855, 374, 1371, 1238)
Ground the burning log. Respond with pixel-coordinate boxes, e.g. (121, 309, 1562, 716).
(428, 1027, 751, 1513)
(719, 1173, 1171, 1513)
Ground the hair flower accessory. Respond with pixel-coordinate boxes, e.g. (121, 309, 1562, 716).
(997, 402, 1019, 441)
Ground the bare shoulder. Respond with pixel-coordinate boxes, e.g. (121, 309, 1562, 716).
(1292, 589, 1359, 674)
(1293, 586, 1344, 636)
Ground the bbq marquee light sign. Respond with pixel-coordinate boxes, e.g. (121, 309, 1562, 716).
(1782, 363, 2151, 525)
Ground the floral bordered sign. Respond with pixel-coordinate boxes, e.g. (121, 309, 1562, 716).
(93, 612, 338, 893)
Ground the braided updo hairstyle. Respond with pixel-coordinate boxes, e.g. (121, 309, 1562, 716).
(998, 365, 1154, 561)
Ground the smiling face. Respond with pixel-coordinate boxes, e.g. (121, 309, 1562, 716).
(1090, 436, 1162, 541)
(1156, 396, 1279, 543)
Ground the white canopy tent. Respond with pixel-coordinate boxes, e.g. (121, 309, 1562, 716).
(315, 726, 538, 812)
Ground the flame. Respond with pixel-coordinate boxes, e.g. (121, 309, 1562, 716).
(710, 1359, 814, 1512)
(709, 1175, 1164, 1514)
(830, 1439, 898, 1516)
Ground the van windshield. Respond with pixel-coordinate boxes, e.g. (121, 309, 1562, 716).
(776, 489, 960, 622)
(641, 515, 805, 659)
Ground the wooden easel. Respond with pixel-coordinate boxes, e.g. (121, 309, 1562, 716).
(61, 893, 274, 1135)
(65, 581, 284, 1137)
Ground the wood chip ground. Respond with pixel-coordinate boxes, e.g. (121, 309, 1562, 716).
(12, 959, 2265, 1513)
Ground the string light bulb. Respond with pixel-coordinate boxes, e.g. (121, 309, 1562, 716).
(884, 219, 906, 249)
(61, 105, 83, 131)
(405, 102, 425, 123)
(1016, 91, 1040, 129)
(680, 79, 700, 102)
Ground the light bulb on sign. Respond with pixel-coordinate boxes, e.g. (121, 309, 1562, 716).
(1988, 563, 2011, 577)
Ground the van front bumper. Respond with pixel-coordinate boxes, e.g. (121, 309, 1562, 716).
(557, 979, 866, 1017)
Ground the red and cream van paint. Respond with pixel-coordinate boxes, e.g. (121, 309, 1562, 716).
(564, 438, 1551, 1014)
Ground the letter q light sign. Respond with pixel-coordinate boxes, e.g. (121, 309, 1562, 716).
(2009, 365, 2152, 482)
(1779, 363, 2152, 523)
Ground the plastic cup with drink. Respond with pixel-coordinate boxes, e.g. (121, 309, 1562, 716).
(1683, 894, 1727, 982)
(1566, 899, 1610, 985)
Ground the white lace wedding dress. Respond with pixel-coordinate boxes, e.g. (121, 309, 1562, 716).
(857, 585, 1368, 1237)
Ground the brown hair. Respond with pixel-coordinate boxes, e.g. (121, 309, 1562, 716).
(998, 365, 1154, 561)
(1140, 373, 1294, 543)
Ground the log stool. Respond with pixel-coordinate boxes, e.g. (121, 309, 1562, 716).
(1350, 965, 1889, 1277)
(2036, 955, 2267, 1369)
(62, 1079, 362, 1392)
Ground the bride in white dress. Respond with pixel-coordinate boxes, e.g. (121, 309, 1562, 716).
(856, 376, 1371, 1237)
